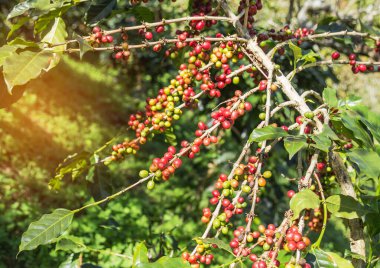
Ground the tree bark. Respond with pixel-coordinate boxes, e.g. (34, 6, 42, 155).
(330, 152, 366, 268)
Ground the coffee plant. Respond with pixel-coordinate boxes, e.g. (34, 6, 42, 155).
(1, 0, 379, 267)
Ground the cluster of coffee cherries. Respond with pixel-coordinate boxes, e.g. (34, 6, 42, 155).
(189, 0, 218, 31)
(211, 91, 253, 129)
(179, 133, 218, 160)
(204, 157, 268, 231)
(284, 225, 310, 252)
(295, 111, 319, 134)
(109, 40, 245, 162)
(138, 145, 182, 185)
(90, 26, 114, 46)
(331, 51, 379, 74)
(108, 139, 141, 162)
(228, 224, 283, 267)
(293, 27, 315, 44)
(304, 207, 324, 232)
(182, 241, 215, 267)
(237, 0, 263, 34)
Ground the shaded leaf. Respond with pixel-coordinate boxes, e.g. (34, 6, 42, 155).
(340, 110, 373, 149)
(249, 126, 288, 142)
(131, 6, 155, 23)
(344, 250, 366, 262)
(73, 33, 93, 59)
(86, 0, 117, 25)
(34, 6, 71, 34)
(365, 213, 380, 236)
(19, 209, 74, 254)
(284, 135, 307, 159)
(290, 189, 320, 219)
(326, 194, 366, 219)
(58, 254, 78, 268)
(347, 149, 380, 179)
(7, 17, 30, 40)
(310, 133, 331, 152)
(49, 152, 90, 190)
(3, 50, 54, 93)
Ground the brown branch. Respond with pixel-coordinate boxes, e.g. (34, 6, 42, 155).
(63, 36, 248, 53)
(329, 152, 366, 268)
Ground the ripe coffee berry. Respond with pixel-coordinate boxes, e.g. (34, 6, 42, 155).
(145, 31, 153, 40)
(331, 51, 340, 60)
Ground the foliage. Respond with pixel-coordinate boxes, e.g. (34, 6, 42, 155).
(0, 0, 379, 268)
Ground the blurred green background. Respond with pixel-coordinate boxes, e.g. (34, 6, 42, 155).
(0, 0, 379, 267)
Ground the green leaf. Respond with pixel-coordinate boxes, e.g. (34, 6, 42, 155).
(311, 248, 354, 268)
(7, 17, 30, 40)
(131, 6, 155, 23)
(34, 6, 71, 34)
(301, 50, 319, 63)
(49, 152, 90, 190)
(7, 1, 33, 20)
(289, 189, 320, 219)
(340, 110, 373, 149)
(326, 194, 366, 219)
(0, 45, 17, 66)
(55, 235, 85, 252)
(8, 0, 73, 20)
(365, 213, 380, 236)
(310, 134, 331, 152)
(344, 250, 366, 262)
(321, 124, 340, 140)
(347, 149, 380, 179)
(197, 237, 233, 254)
(136, 257, 191, 268)
(8, 37, 40, 49)
(3, 50, 54, 93)
(164, 130, 177, 146)
(249, 126, 288, 142)
(41, 17, 68, 45)
(289, 42, 302, 66)
(284, 135, 307, 159)
(59, 254, 78, 268)
(323, 87, 338, 108)
(309, 124, 339, 152)
(132, 242, 149, 267)
(73, 33, 93, 59)
(86, 0, 117, 25)
(19, 209, 74, 254)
